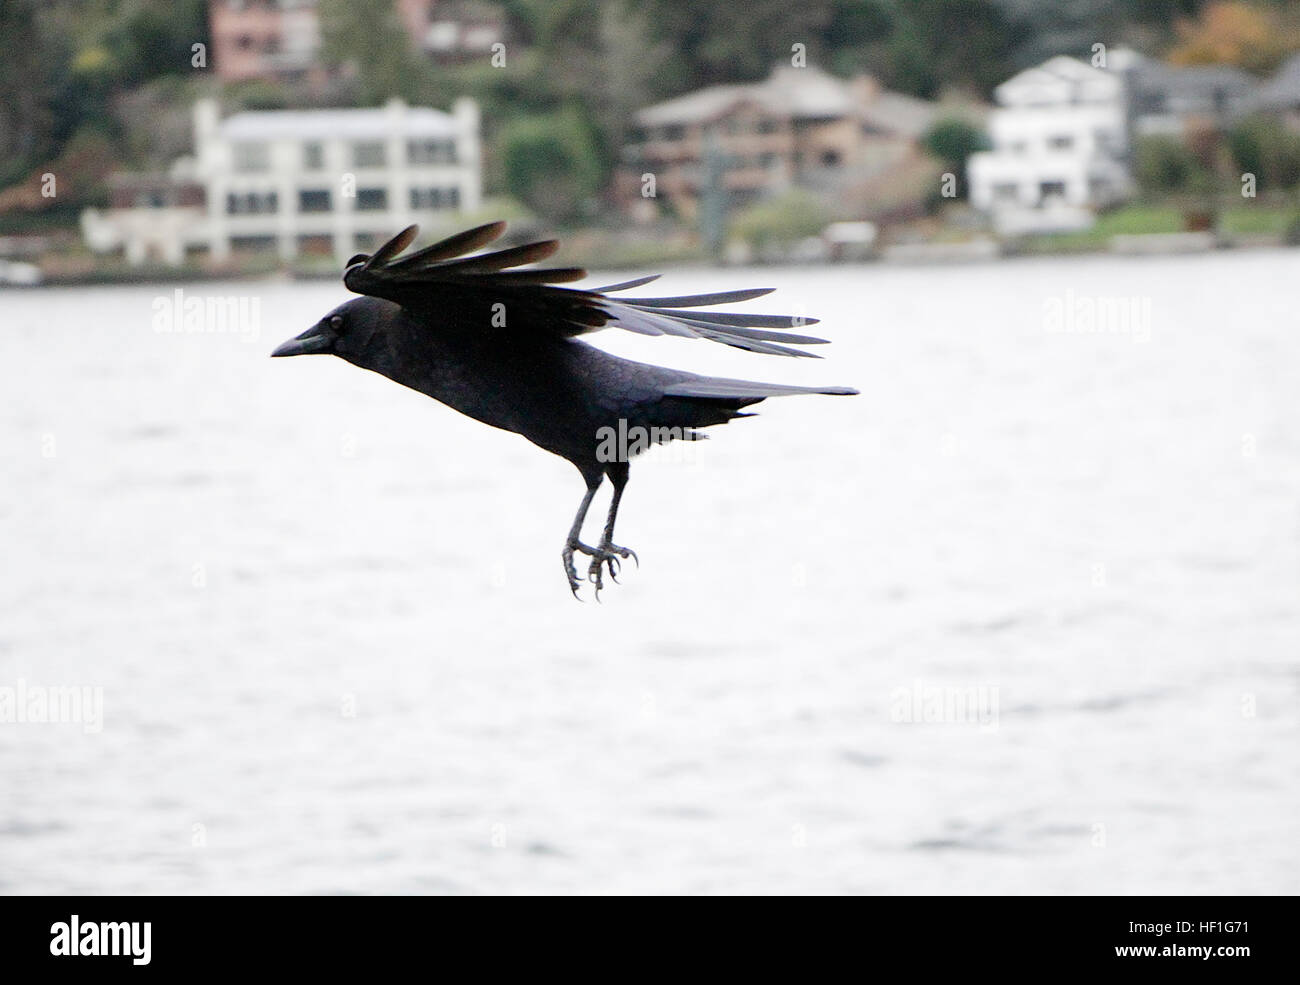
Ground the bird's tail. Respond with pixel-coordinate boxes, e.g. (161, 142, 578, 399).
(656, 378, 857, 429)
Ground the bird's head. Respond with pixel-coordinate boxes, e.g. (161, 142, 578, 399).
(270, 296, 396, 368)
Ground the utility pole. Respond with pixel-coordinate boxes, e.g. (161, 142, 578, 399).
(699, 130, 729, 261)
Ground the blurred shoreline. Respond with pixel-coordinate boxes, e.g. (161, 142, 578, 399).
(4, 216, 1296, 287)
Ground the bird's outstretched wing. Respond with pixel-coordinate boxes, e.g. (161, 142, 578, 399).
(343, 222, 832, 358)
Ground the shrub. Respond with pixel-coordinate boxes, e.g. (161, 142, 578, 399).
(729, 189, 832, 252)
(1228, 116, 1300, 192)
(1134, 136, 1207, 195)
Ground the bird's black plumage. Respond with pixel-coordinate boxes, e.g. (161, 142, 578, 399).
(272, 222, 857, 597)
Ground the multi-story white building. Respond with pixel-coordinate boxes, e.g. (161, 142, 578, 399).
(83, 96, 481, 266)
(967, 56, 1132, 234)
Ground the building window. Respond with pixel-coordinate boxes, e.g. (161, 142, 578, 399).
(407, 139, 457, 165)
(1038, 180, 1067, 201)
(296, 234, 334, 256)
(820, 149, 842, 167)
(662, 124, 685, 141)
(1047, 135, 1074, 151)
(303, 142, 324, 169)
(356, 188, 388, 210)
(992, 183, 1019, 203)
(757, 119, 778, 135)
(298, 189, 331, 213)
(230, 235, 276, 252)
(233, 142, 270, 172)
(226, 191, 278, 214)
(410, 186, 461, 210)
(353, 142, 386, 168)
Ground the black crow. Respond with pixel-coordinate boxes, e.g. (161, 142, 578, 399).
(272, 222, 856, 598)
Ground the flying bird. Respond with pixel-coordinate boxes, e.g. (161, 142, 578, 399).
(272, 222, 856, 598)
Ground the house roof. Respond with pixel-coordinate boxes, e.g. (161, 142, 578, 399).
(764, 65, 859, 118)
(635, 84, 753, 127)
(220, 104, 460, 141)
(1000, 56, 1106, 88)
(635, 65, 936, 135)
(1130, 60, 1256, 99)
(860, 91, 940, 137)
(636, 67, 857, 126)
(995, 56, 1121, 106)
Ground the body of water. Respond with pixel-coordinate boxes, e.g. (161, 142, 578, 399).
(2, 250, 1297, 893)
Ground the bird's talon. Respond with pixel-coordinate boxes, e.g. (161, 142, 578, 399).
(601, 543, 638, 570)
(575, 544, 635, 597)
(563, 544, 595, 600)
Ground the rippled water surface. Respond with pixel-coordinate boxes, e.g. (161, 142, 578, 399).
(2, 250, 1298, 894)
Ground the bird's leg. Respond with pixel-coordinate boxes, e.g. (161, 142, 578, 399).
(587, 466, 638, 596)
(561, 479, 602, 598)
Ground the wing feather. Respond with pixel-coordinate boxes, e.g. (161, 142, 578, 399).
(587, 274, 661, 293)
(342, 223, 839, 358)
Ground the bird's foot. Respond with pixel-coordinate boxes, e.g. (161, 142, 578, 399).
(562, 540, 638, 600)
(562, 540, 599, 599)
(586, 541, 638, 600)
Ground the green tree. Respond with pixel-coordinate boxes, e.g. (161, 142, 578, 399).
(922, 117, 988, 199)
(498, 107, 603, 223)
(319, 0, 435, 104)
(0, 0, 209, 194)
(883, 0, 1029, 98)
(635, 1, 838, 93)
(0, 0, 60, 187)
(104, 1, 210, 85)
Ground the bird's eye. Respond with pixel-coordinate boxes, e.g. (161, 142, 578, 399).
(330, 315, 344, 331)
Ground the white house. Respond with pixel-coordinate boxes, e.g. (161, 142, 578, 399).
(967, 56, 1132, 234)
(83, 96, 481, 266)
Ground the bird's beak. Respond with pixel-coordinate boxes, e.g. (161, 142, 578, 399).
(271, 323, 334, 358)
